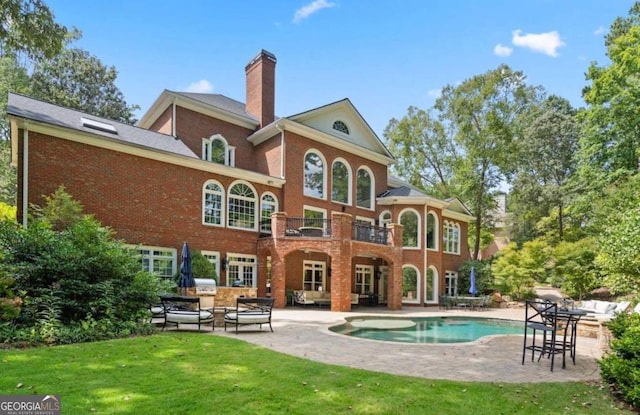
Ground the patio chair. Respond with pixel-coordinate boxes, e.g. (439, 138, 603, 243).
(522, 300, 569, 371)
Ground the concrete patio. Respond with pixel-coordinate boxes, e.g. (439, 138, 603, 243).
(213, 306, 603, 383)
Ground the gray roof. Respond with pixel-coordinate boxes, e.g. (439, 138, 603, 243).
(7, 93, 198, 158)
(173, 91, 258, 122)
(381, 186, 428, 198)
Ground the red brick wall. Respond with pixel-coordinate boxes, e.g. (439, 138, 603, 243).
(254, 134, 282, 177)
(148, 105, 173, 135)
(173, 106, 257, 170)
(23, 131, 281, 264)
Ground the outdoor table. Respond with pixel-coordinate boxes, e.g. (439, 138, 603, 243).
(556, 308, 587, 365)
(454, 296, 483, 310)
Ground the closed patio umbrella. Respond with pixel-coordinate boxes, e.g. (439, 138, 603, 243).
(178, 242, 196, 296)
(469, 267, 478, 296)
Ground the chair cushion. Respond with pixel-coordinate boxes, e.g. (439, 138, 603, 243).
(225, 312, 270, 324)
(166, 310, 213, 323)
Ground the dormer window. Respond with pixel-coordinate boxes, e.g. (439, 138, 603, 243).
(203, 134, 235, 166)
(332, 120, 349, 135)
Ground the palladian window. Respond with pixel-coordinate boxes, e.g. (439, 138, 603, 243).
(228, 182, 256, 230)
(332, 120, 349, 135)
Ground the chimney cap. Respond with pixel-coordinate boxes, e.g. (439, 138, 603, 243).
(246, 49, 277, 70)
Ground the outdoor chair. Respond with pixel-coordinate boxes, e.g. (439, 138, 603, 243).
(522, 300, 570, 371)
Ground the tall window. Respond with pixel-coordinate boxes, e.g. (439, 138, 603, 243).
(203, 180, 224, 226)
(200, 250, 220, 281)
(426, 212, 438, 250)
(260, 193, 278, 233)
(203, 134, 235, 166)
(445, 271, 458, 296)
(443, 220, 460, 254)
(130, 246, 176, 280)
(400, 209, 420, 248)
(227, 254, 257, 287)
(303, 206, 326, 229)
(331, 160, 351, 204)
(304, 151, 325, 198)
(356, 167, 373, 209)
(332, 120, 349, 135)
(355, 265, 374, 294)
(228, 182, 256, 230)
(425, 267, 438, 303)
(402, 266, 419, 302)
(379, 210, 392, 227)
(303, 261, 326, 291)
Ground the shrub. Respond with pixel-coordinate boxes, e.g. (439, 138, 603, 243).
(599, 312, 640, 408)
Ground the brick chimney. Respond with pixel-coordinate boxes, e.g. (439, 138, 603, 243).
(245, 49, 276, 128)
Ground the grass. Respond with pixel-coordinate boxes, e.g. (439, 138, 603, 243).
(0, 332, 633, 414)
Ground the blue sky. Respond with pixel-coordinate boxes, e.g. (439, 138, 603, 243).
(46, 0, 635, 138)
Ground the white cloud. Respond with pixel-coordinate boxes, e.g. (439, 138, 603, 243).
(293, 0, 336, 24)
(185, 80, 214, 93)
(494, 44, 513, 57)
(594, 26, 605, 35)
(512, 29, 566, 57)
(427, 88, 441, 99)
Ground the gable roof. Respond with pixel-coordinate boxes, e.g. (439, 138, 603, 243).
(286, 98, 393, 158)
(7, 93, 197, 158)
(137, 90, 260, 130)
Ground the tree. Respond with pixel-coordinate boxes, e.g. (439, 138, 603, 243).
(434, 65, 539, 259)
(509, 96, 580, 243)
(0, 0, 68, 61)
(384, 106, 455, 198)
(30, 48, 139, 124)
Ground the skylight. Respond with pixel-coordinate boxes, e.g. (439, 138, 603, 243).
(81, 117, 117, 134)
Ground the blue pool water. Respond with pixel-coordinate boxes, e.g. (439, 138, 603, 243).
(329, 316, 522, 344)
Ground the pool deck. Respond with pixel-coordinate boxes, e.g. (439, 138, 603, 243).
(213, 306, 603, 383)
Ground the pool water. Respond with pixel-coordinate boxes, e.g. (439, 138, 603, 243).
(329, 316, 522, 344)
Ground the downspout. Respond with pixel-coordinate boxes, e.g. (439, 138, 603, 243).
(172, 97, 177, 137)
(22, 128, 28, 227)
(275, 121, 285, 179)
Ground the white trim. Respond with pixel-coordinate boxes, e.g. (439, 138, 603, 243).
(200, 250, 221, 280)
(355, 215, 374, 225)
(127, 244, 178, 279)
(202, 179, 225, 227)
(303, 149, 328, 200)
(445, 270, 459, 297)
(303, 260, 327, 291)
(138, 91, 258, 130)
(331, 157, 352, 205)
(226, 253, 258, 288)
(354, 264, 374, 294)
(399, 207, 421, 250)
(227, 180, 259, 232)
(426, 210, 439, 251)
(303, 205, 327, 219)
(260, 191, 279, 233)
(379, 210, 392, 227)
(356, 165, 375, 211)
(424, 266, 439, 304)
(402, 265, 421, 304)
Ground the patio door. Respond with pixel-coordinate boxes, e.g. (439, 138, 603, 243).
(227, 254, 257, 287)
(355, 265, 374, 294)
(303, 261, 326, 291)
(378, 266, 389, 303)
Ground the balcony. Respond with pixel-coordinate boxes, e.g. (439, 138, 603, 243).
(284, 218, 332, 238)
(352, 222, 389, 245)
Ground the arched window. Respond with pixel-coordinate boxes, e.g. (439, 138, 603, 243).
(356, 167, 374, 209)
(203, 180, 224, 226)
(400, 208, 420, 248)
(332, 120, 349, 135)
(425, 267, 438, 304)
(202, 134, 235, 166)
(228, 181, 257, 230)
(443, 220, 460, 254)
(402, 266, 419, 303)
(260, 193, 278, 233)
(426, 211, 438, 250)
(304, 151, 325, 199)
(331, 159, 351, 204)
(379, 210, 392, 227)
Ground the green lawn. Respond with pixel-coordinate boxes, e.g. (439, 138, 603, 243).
(0, 333, 632, 414)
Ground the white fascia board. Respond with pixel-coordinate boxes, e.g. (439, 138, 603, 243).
(443, 210, 475, 222)
(138, 91, 259, 130)
(376, 195, 449, 209)
(13, 118, 284, 188)
(249, 119, 395, 166)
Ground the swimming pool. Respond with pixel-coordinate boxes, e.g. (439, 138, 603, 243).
(329, 316, 522, 344)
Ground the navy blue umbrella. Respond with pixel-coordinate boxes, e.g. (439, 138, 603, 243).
(469, 267, 478, 296)
(178, 242, 195, 295)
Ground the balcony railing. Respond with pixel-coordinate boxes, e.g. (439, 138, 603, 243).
(352, 223, 389, 245)
(285, 218, 332, 238)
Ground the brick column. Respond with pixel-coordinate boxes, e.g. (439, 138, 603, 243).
(387, 223, 403, 310)
(330, 212, 353, 311)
